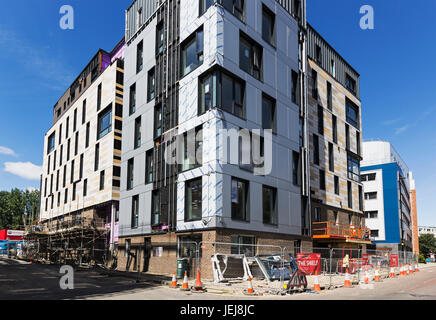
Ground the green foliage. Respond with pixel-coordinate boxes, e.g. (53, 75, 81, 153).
(418, 254, 427, 264)
(419, 233, 436, 258)
(0, 189, 40, 230)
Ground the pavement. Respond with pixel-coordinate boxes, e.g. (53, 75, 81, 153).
(1, 255, 435, 300)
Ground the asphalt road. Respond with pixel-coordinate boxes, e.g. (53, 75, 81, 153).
(1, 256, 435, 300)
(0, 256, 155, 300)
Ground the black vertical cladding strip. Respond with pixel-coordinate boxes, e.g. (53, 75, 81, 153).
(153, 0, 180, 231)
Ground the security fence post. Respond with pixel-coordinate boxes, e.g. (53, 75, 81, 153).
(329, 248, 333, 288)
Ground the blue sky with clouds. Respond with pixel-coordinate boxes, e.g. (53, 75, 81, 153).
(0, 1, 434, 225)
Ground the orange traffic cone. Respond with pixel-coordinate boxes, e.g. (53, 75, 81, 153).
(193, 268, 204, 292)
(170, 272, 178, 289)
(364, 271, 370, 284)
(313, 273, 321, 292)
(374, 267, 381, 282)
(399, 265, 404, 276)
(390, 267, 396, 278)
(415, 263, 419, 272)
(180, 271, 190, 291)
(344, 269, 352, 288)
(409, 264, 414, 274)
(246, 277, 255, 295)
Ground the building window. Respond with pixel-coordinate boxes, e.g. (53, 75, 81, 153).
(64, 189, 68, 204)
(199, 68, 245, 118)
(97, 106, 112, 139)
(185, 178, 202, 222)
(262, 94, 276, 133)
(129, 83, 136, 115)
(74, 132, 79, 156)
(315, 45, 322, 64)
(291, 70, 299, 105)
(156, 23, 164, 55)
(347, 181, 353, 209)
(85, 122, 90, 148)
(97, 84, 102, 111)
(311, 69, 318, 99)
(345, 73, 356, 95)
(66, 117, 69, 139)
(365, 192, 378, 200)
(131, 195, 139, 229)
(314, 207, 321, 222)
(319, 170, 326, 191)
(127, 158, 134, 191)
(179, 126, 203, 172)
(263, 185, 277, 226)
(313, 134, 319, 166)
(100, 170, 105, 191)
(154, 105, 162, 139)
(72, 183, 76, 201)
(147, 68, 155, 102)
(222, 0, 245, 21)
(66, 139, 70, 161)
(199, 0, 215, 15)
(239, 32, 262, 81)
(331, 59, 336, 77)
(58, 124, 62, 145)
(73, 109, 77, 132)
(231, 178, 249, 222)
(231, 235, 255, 257)
(318, 105, 324, 135)
(334, 176, 339, 195)
(134, 117, 141, 149)
(292, 151, 301, 186)
(79, 154, 83, 179)
(70, 160, 75, 184)
(262, 4, 275, 46)
(332, 115, 338, 144)
(152, 190, 160, 226)
(346, 98, 359, 129)
(94, 143, 100, 171)
(361, 173, 376, 181)
(371, 230, 379, 238)
(83, 179, 87, 197)
(47, 133, 55, 154)
(328, 143, 334, 172)
(239, 130, 264, 173)
(181, 27, 204, 77)
(327, 82, 332, 110)
(63, 165, 66, 188)
(145, 149, 153, 184)
(347, 155, 360, 182)
(359, 186, 364, 211)
(345, 124, 350, 150)
(136, 40, 143, 73)
(365, 211, 378, 219)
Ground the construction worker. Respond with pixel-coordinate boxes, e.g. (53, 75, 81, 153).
(343, 254, 350, 271)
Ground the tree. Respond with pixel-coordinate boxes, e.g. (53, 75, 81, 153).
(0, 189, 40, 230)
(419, 234, 436, 258)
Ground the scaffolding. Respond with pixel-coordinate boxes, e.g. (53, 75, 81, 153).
(23, 217, 110, 267)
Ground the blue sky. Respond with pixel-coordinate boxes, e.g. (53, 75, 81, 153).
(0, 1, 434, 226)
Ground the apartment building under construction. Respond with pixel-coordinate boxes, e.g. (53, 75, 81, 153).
(25, 40, 126, 265)
(306, 25, 371, 250)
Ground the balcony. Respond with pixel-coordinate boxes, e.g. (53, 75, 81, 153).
(312, 222, 372, 243)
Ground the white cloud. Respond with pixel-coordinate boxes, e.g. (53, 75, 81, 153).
(26, 187, 38, 192)
(0, 146, 16, 156)
(4, 162, 42, 180)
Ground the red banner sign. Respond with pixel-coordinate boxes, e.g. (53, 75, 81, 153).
(297, 253, 321, 275)
(390, 254, 399, 267)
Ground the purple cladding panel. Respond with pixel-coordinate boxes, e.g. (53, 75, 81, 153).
(100, 51, 111, 73)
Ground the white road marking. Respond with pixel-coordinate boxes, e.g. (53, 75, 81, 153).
(10, 288, 48, 293)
